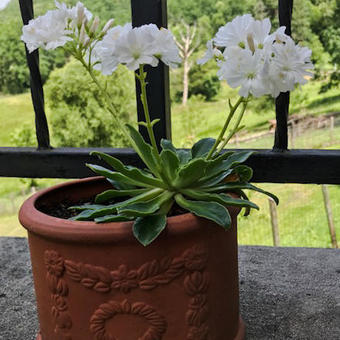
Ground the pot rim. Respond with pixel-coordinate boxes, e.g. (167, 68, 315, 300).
(19, 176, 239, 244)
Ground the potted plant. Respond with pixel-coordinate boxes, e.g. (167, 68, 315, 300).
(19, 3, 313, 339)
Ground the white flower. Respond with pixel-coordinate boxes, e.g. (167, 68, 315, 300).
(214, 14, 254, 49)
(92, 23, 132, 75)
(21, 9, 72, 53)
(147, 26, 181, 68)
(197, 39, 222, 65)
(115, 25, 159, 70)
(218, 49, 268, 98)
(248, 18, 271, 50)
(269, 39, 314, 93)
(55, 1, 92, 28)
(265, 26, 289, 46)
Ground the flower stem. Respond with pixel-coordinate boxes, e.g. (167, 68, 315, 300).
(137, 65, 161, 158)
(206, 96, 244, 159)
(216, 100, 248, 153)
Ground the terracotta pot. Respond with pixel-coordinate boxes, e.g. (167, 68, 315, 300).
(19, 177, 245, 340)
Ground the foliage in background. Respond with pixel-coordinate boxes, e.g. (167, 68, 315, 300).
(45, 60, 135, 148)
(310, 0, 340, 92)
(189, 63, 221, 101)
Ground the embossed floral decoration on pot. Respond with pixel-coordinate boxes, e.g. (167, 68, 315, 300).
(20, 2, 313, 339)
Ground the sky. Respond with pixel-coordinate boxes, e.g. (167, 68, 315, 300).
(0, 0, 11, 11)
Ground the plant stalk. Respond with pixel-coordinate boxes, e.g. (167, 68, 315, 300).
(216, 100, 248, 153)
(137, 65, 162, 159)
(206, 96, 244, 159)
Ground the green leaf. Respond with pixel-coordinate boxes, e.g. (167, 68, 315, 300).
(125, 124, 160, 176)
(233, 165, 253, 182)
(197, 169, 233, 188)
(90, 152, 165, 188)
(160, 139, 177, 153)
(182, 189, 259, 210)
(94, 215, 133, 223)
(223, 150, 254, 168)
(95, 188, 149, 204)
(133, 214, 167, 246)
(175, 194, 231, 229)
(118, 191, 173, 217)
(177, 149, 192, 164)
(106, 178, 135, 190)
(70, 209, 99, 221)
(160, 149, 180, 181)
(69, 204, 108, 211)
(72, 188, 164, 221)
(174, 158, 210, 188)
(191, 138, 216, 158)
(87, 164, 154, 188)
(204, 182, 279, 205)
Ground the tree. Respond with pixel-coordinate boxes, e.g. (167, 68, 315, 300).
(173, 22, 200, 105)
(45, 60, 135, 148)
(310, 0, 340, 91)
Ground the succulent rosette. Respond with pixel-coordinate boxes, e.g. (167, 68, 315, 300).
(22, 5, 314, 245)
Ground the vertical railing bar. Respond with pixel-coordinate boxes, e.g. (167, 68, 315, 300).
(19, 0, 51, 150)
(273, 0, 293, 151)
(131, 0, 171, 147)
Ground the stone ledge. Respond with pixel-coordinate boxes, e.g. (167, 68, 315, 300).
(0, 237, 339, 339)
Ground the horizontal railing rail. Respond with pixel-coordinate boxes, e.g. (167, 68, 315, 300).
(1, 147, 340, 184)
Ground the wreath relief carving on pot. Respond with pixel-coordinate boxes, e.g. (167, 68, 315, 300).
(90, 299, 167, 340)
(45, 245, 209, 339)
(44, 250, 73, 340)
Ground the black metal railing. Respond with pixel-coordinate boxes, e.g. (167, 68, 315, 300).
(0, 0, 339, 184)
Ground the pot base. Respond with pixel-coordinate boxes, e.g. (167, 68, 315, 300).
(36, 317, 245, 340)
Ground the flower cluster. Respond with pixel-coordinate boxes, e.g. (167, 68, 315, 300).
(198, 14, 314, 98)
(21, 1, 180, 72)
(93, 23, 180, 73)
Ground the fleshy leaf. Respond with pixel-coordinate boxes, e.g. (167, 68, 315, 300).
(160, 139, 177, 153)
(174, 158, 210, 188)
(233, 165, 253, 182)
(125, 124, 160, 176)
(87, 164, 154, 188)
(177, 149, 192, 164)
(175, 194, 231, 229)
(118, 191, 173, 217)
(182, 189, 259, 210)
(205, 182, 279, 205)
(90, 152, 165, 188)
(160, 149, 180, 181)
(197, 170, 233, 188)
(106, 178, 135, 190)
(94, 215, 133, 223)
(133, 214, 167, 246)
(191, 138, 216, 158)
(95, 188, 149, 204)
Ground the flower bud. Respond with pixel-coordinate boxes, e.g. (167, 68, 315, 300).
(83, 37, 91, 48)
(102, 19, 114, 34)
(79, 22, 86, 45)
(90, 16, 100, 34)
(77, 4, 85, 28)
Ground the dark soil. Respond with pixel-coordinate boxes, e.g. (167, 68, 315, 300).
(39, 197, 187, 220)
(38, 199, 94, 219)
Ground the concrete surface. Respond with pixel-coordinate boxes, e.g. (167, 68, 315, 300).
(0, 237, 339, 340)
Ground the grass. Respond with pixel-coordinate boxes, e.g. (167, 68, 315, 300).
(0, 93, 35, 146)
(238, 183, 340, 248)
(172, 79, 340, 148)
